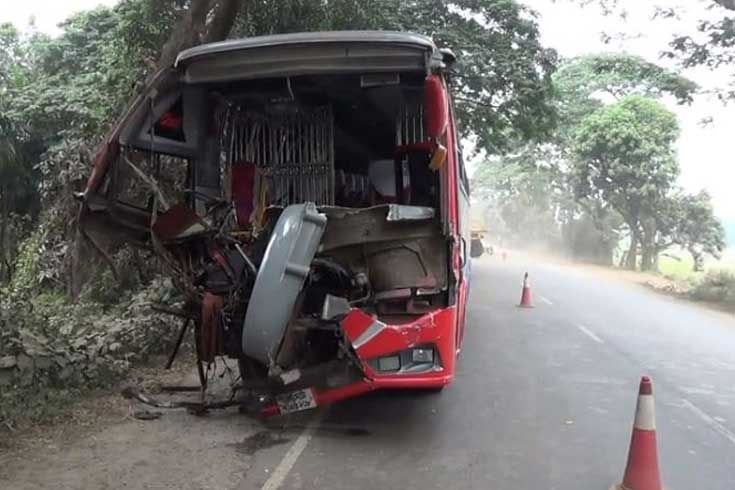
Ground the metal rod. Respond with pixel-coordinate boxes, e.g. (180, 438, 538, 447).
(165, 318, 191, 370)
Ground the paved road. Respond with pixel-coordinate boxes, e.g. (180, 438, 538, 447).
(3, 254, 734, 489)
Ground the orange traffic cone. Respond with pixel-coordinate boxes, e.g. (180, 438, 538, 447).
(518, 272, 533, 308)
(610, 376, 663, 490)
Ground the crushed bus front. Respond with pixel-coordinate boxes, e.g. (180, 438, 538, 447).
(78, 31, 471, 415)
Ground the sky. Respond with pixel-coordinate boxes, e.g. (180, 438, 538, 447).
(1, 0, 119, 35)
(2, 0, 734, 222)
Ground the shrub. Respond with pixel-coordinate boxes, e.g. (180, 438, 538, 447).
(0, 276, 182, 430)
(690, 269, 735, 304)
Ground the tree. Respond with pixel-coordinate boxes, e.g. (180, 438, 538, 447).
(549, 53, 697, 162)
(471, 144, 571, 247)
(572, 95, 680, 270)
(0, 23, 38, 283)
(660, 1, 735, 100)
(675, 191, 726, 271)
(574, 0, 735, 100)
(156, 0, 243, 71)
(0, 0, 563, 291)
(230, 0, 560, 154)
(471, 53, 695, 264)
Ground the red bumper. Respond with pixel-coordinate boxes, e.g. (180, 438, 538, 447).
(263, 306, 458, 416)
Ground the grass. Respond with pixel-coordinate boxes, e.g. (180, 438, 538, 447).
(653, 248, 735, 309)
(657, 248, 735, 281)
(658, 254, 698, 281)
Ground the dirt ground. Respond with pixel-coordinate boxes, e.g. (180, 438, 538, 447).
(0, 354, 266, 490)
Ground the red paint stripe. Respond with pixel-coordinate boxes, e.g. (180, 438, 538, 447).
(639, 376, 653, 395)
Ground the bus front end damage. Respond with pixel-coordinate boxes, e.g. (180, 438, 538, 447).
(78, 32, 464, 416)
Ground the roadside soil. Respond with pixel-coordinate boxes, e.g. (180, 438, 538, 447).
(0, 352, 250, 487)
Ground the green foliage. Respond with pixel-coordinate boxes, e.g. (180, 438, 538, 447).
(472, 144, 570, 247)
(579, 1, 735, 100)
(0, 2, 181, 290)
(0, 277, 182, 429)
(234, 0, 558, 154)
(9, 228, 46, 292)
(472, 53, 699, 265)
(555, 53, 697, 106)
(573, 95, 680, 226)
(553, 53, 697, 147)
(662, 3, 735, 99)
(690, 269, 735, 304)
(674, 191, 726, 270)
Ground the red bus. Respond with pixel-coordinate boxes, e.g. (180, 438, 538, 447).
(79, 31, 477, 415)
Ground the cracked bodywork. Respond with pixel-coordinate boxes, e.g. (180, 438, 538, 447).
(77, 31, 471, 415)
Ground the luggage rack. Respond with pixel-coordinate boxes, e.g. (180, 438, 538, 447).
(226, 106, 335, 207)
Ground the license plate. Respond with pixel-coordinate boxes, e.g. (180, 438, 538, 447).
(276, 388, 317, 414)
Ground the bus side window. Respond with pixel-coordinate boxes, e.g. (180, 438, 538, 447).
(457, 149, 470, 196)
(448, 92, 470, 197)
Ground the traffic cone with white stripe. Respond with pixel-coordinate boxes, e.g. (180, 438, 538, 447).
(610, 376, 663, 490)
(518, 272, 533, 308)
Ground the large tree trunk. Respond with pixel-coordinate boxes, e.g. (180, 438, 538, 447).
(204, 0, 243, 43)
(689, 248, 704, 272)
(155, 0, 212, 71)
(0, 187, 8, 283)
(640, 244, 655, 271)
(156, 0, 245, 72)
(625, 225, 638, 270)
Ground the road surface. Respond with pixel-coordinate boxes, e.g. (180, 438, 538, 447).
(2, 254, 734, 489)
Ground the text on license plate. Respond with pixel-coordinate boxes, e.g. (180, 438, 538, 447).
(276, 388, 317, 414)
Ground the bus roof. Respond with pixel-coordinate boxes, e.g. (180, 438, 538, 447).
(175, 31, 437, 65)
(174, 31, 442, 84)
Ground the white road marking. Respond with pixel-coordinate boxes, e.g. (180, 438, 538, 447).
(260, 411, 325, 490)
(576, 324, 604, 344)
(539, 296, 553, 306)
(681, 398, 735, 445)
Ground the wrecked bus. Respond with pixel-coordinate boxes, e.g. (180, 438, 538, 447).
(78, 31, 475, 415)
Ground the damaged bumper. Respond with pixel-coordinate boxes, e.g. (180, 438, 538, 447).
(263, 305, 457, 416)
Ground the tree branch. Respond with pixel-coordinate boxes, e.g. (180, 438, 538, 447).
(155, 0, 213, 71)
(204, 0, 244, 44)
(453, 95, 498, 109)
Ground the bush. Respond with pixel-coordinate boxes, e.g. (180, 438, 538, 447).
(690, 270, 735, 304)
(0, 276, 183, 430)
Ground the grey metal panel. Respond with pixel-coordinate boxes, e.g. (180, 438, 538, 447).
(386, 205, 435, 221)
(242, 203, 327, 365)
(176, 31, 437, 66)
(181, 45, 428, 84)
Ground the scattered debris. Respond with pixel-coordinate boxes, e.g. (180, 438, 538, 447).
(132, 409, 163, 421)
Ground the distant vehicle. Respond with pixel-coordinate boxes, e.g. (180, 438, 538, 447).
(471, 230, 486, 258)
(78, 32, 472, 415)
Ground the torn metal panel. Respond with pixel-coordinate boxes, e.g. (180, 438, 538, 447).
(363, 237, 447, 292)
(318, 205, 440, 251)
(386, 204, 434, 221)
